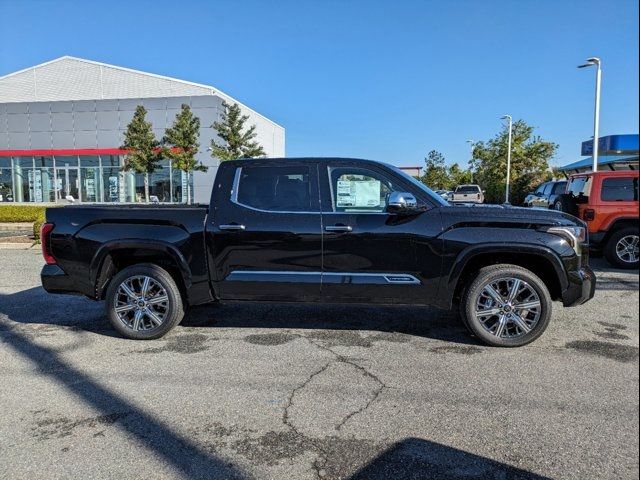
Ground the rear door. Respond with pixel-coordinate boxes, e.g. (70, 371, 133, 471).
(318, 160, 442, 305)
(206, 160, 322, 301)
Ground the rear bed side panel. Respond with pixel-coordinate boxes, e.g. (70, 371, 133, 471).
(44, 206, 211, 304)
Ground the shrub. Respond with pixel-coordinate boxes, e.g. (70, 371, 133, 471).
(0, 204, 48, 222)
(0, 205, 56, 243)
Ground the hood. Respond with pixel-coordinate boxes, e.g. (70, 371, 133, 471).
(440, 204, 583, 229)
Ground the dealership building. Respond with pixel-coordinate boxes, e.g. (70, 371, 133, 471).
(0, 56, 285, 204)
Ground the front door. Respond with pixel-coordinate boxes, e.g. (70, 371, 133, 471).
(207, 160, 323, 302)
(319, 160, 442, 304)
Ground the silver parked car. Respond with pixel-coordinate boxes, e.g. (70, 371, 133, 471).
(452, 184, 484, 203)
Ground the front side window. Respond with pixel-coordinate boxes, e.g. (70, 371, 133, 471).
(601, 177, 639, 202)
(535, 183, 547, 195)
(236, 165, 314, 212)
(542, 183, 554, 196)
(328, 166, 402, 212)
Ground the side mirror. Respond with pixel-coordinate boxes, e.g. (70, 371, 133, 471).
(387, 191, 422, 215)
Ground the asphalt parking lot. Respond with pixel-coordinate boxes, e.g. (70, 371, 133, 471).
(0, 249, 638, 480)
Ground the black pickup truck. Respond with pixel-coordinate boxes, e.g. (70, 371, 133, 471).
(41, 157, 595, 347)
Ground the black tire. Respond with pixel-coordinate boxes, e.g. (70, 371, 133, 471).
(460, 264, 552, 347)
(551, 200, 562, 211)
(604, 227, 639, 269)
(105, 263, 185, 340)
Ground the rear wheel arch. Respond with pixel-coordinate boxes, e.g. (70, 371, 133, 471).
(93, 242, 191, 301)
(600, 217, 639, 244)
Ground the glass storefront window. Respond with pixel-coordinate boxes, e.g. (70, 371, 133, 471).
(3, 154, 194, 204)
(0, 158, 14, 202)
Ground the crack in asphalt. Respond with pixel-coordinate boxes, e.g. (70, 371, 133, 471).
(279, 334, 389, 478)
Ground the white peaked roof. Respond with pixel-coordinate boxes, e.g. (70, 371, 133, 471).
(0, 56, 280, 126)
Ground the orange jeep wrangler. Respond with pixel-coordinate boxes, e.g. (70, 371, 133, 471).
(556, 171, 639, 269)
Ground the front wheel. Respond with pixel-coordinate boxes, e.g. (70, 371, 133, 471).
(460, 264, 552, 347)
(105, 263, 185, 340)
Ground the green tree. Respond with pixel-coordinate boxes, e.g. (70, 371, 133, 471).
(470, 120, 558, 204)
(120, 105, 161, 203)
(210, 101, 266, 161)
(420, 150, 450, 190)
(448, 162, 473, 187)
(162, 104, 206, 204)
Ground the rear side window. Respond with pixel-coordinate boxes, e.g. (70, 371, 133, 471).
(456, 185, 480, 194)
(235, 165, 316, 212)
(601, 177, 639, 202)
(552, 182, 567, 194)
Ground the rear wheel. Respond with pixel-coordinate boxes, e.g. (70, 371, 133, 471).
(105, 263, 184, 340)
(604, 228, 639, 269)
(460, 264, 552, 347)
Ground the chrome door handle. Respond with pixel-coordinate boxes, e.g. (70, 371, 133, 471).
(219, 224, 246, 231)
(325, 225, 352, 232)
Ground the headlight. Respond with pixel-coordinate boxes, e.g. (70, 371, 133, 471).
(544, 226, 587, 253)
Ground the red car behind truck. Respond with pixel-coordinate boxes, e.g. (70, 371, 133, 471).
(558, 171, 639, 269)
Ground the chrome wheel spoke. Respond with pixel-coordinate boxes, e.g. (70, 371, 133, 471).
(141, 277, 151, 298)
(120, 283, 138, 300)
(494, 315, 507, 338)
(477, 307, 502, 318)
(514, 300, 541, 310)
(510, 313, 531, 333)
(146, 295, 169, 305)
(507, 279, 522, 303)
(132, 310, 143, 331)
(144, 309, 163, 326)
(484, 284, 504, 305)
(115, 304, 136, 313)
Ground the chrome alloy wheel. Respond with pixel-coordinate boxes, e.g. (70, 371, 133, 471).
(615, 235, 639, 264)
(474, 277, 542, 339)
(113, 275, 169, 331)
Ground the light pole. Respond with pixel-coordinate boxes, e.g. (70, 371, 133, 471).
(578, 57, 602, 172)
(501, 115, 513, 204)
(467, 139, 475, 183)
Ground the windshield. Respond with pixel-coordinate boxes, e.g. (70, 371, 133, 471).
(388, 165, 449, 206)
(455, 185, 480, 193)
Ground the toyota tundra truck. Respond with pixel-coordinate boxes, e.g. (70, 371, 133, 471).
(40, 157, 595, 347)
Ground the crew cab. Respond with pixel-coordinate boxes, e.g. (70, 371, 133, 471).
(41, 158, 595, 347)
(452, 184, 484, 204)
(556, 170, 639, 269)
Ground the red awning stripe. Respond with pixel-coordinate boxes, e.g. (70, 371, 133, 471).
(0, 147, 183, 157)
(0, 148, 126, 157)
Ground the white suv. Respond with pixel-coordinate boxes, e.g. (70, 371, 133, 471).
(452, 184, 484, 204)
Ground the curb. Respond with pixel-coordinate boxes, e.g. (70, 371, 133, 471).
(0, 243, 37, 250)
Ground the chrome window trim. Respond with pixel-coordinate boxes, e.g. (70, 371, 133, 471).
(229, 166, 389, 215)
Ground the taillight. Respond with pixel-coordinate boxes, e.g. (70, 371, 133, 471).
(41, 222, 56, 265)
(583, 209, 595, 221)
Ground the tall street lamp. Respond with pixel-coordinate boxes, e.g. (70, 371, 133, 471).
(578, 57, 602, 172)
(467, 139, 476, 183)
(501, 115, 513, 204)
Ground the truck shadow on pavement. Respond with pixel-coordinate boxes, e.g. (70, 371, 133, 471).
(348, 437, 551, 480)
(0, 287, 480, 345)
